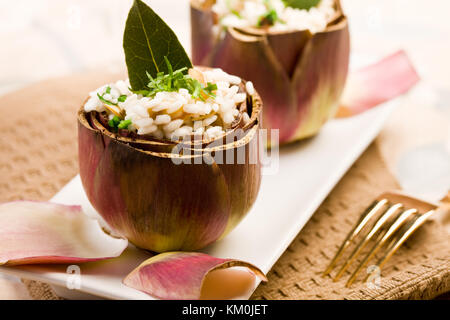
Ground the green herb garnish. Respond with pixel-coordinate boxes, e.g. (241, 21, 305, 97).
(98, 87, 127, 105)
(118, 119, 132, 129)
(108, 115, 122, 130)
(133, 58, 217, 102)
(226, 0, 242, 18)
(258, 9, 279, 27)
(108, 116, 131, 131)
(282, 0, 321, 10)
(123, 0, 193, 91)
(97, 87, 117, 106)
(258, 0, 285, 26)
(231, 9, 241, 18)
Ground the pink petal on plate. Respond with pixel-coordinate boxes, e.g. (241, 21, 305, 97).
(0, 201, 128, 266)
(337, 50, 420, 117)
(123, 252, 267, 300)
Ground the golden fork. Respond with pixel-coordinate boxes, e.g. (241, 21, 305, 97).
(322, 191, 447, 287)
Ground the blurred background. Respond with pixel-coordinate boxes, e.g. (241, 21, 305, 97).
(1, 0, 450, 93)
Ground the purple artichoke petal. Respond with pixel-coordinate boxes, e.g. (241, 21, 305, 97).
(191, 3, 216, 65)
(207, 28, 298, 142)
(290, 17, 350, 140)
(123, 252, 267, 300)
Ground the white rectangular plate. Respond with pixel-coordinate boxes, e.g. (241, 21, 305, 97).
(0, 56, 397, 300)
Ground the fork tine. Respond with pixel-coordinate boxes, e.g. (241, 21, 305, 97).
(322, 199, 389, 277)
(366, 209, 435, 278)
(333, 203, 403, 281)
(346, 208, 418, 287)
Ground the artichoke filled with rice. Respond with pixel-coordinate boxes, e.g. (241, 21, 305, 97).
(79, 0, 263, 253)
(191, 0, 350, 145)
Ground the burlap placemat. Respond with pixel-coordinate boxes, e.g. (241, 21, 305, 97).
(0, 72, 448, 300)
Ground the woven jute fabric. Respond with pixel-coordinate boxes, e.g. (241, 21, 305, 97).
(0, 72, 448, 300)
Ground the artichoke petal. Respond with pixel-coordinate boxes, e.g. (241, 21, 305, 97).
(0, 201, 128, 266)
(206, 27, 297, 142)
(266, 30, 311, 77)
(337, 50, 420, 117)
(234, 26, 311, 77)
(123, 252, 267, 300)
(191, 2, 217, 65)
(290, 17, 350, 140)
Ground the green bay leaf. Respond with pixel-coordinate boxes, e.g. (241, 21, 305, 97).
(282, 0, 321, 10)
(123, 0, 192, 91)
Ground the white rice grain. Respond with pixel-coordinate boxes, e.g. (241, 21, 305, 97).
(193, 120, 203, 131)
(135, 118, 153, 128)
(163, 119, 184, 132)
(233, 93, 247, 103)
(138, 125, 157, 135)
(154, 114, 171, 125)
(245, 81, 255, 95)
(203, 115, 218, 127)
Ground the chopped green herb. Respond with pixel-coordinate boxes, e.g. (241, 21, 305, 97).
(112, 116, 121, 124)
(224, 0, 242, 19)
(205, 83, 218, 93)
(282, 0, 320, 10)
(98, 89, 128, 106)
(118, 119, 132, 129)
(258, 9, 279, 26)
(193, 81, 202, 99)
(97, 93, 117, 106)
(108, 116, 125, 131)
(132, 57, 217, 102)
(231, 9, 241, 18)
(258, 1, 286, 26)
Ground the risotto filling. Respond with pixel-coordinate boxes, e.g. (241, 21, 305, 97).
(84, 62, 254, 141)
(211, 0, 337, 33)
